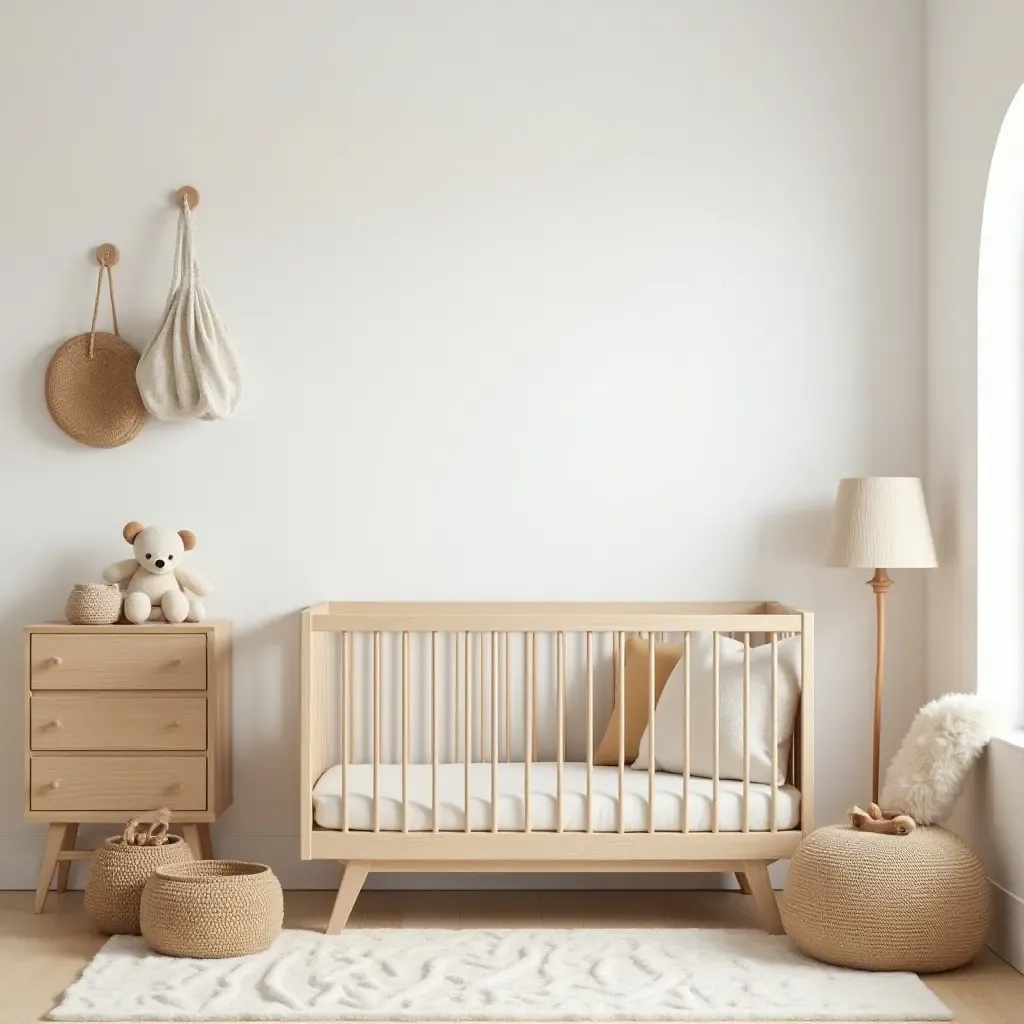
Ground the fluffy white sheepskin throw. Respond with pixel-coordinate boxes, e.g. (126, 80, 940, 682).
(880, 693, 994, 824)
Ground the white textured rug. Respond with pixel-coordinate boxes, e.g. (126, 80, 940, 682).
(50, 928, 951, 1022)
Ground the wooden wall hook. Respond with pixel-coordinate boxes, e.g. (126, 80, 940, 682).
(95, 243, 119, 267)
(175, 185, 200, 209)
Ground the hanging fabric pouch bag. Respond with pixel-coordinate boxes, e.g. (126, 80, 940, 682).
(136, 192, 242, 420)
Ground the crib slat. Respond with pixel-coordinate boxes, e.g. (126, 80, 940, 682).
(525, 632, 534, 833)
(432, 631, 439, 833)
(347, 634, 354, 770)
(557, 631, 565, 834)
(402, 630, 410, 834)
(742, 631, 750, 834)
(648, 632, 656, 833)
(454, 631, 460, 763)
(586, 631, 594, 834)
(683, 632, 690, 834)
(617, 631, 626, 834)
(465, 631, 472, 833)
(341, 631, 350, 833)
(479, 632, 486, 763)
(491, 631, 500, 832)
(531, 631, 539, 763)
(505, 632, 511, 763)
(712, 631, 720, 834)
(373, 630, 381, 834)
(771, 632, 779, 833)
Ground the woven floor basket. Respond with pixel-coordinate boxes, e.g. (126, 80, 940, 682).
(85, 827, 192, 935)
(65, 582, 122, 625)
(45, 331, 147, 448)
(781, 824, 991, 973)
(141, 861, 283, 958)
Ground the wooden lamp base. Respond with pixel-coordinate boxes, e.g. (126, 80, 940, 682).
(868, 567, 892, 804)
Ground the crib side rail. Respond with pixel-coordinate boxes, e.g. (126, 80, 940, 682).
(301, 602, 813, 855)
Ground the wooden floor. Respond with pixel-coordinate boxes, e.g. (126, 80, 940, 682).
(2, 889, 1021, 1024)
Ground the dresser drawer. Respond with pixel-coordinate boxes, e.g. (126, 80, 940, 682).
(30, 756, 207, 811)
(31, 634, 206, 690)
(30, 694, 207, 751)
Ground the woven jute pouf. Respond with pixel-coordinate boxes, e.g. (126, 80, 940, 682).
(45, 331, 147, 448)
(781, 824, 991, 973)
(84, 816, 192, 936)
(141, 861, 283, 958)
(65, 582, 122, 625)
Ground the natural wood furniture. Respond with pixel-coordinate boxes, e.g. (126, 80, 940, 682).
(301, 602, 813, 934)
(25, 621, 232, 913)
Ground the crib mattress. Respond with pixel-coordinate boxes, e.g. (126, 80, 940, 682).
(312, 761, 801, 833)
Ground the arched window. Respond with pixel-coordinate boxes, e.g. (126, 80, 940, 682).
(977, 82, 1024, 729)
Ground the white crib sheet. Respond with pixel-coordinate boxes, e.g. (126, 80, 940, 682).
(312, 761, 801, 833)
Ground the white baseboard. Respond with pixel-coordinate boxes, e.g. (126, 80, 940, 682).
(989, 880, 1024, 973)
(0, 832, 788, 892)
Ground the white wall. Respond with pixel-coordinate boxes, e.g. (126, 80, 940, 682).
(926, 0, 1024, 971)
(0, 1, 926, 889)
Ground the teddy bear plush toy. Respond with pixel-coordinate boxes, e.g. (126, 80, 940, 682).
(102, 522, 212, 624)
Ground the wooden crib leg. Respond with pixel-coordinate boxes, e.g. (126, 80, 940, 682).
(327, 861, 370, 934)
(742, 861, 784, 935)
(734, 871, 751, 895)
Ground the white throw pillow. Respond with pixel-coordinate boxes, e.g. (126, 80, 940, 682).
(632, 632, 802, 786)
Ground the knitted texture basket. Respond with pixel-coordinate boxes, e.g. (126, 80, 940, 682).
(141, 861, 283, 958)
(45, 331, 147, 448)
(84, 813, 192, 935)
(781, 824, 991, 972)
(65, 582, 122, 625)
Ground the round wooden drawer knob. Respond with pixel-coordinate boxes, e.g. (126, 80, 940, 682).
(47, 719, 63, 730)
(47, 657, 62, 667)
(167, 720, 182, 729)
(166, 781, 184, 794)
(169, 658, 184, 668)
(46, 780, 61, 791)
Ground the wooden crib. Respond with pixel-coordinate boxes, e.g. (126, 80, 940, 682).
(301, 602, 813, 933)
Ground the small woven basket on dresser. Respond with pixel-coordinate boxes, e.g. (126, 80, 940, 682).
(84, 813, 192, 935)
(141, 860, 283, 958)
(65, 582, 122, 626)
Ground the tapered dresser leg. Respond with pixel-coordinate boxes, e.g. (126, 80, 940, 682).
(197, 823, 213, 860)
(181, 824, 202, 860)
(56, 823, 79, 892)
(35, 824, 67, 914)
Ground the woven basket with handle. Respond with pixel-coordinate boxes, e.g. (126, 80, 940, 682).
(141, 860, 283, 958)
(84, 810, 192, 935)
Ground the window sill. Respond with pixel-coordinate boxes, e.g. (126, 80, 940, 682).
(992, 728, 1024, 752)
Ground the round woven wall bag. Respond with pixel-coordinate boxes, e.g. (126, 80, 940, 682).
(45, 244, 147, 448)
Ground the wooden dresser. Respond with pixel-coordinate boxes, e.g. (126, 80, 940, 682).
(24, 621, 232, 912)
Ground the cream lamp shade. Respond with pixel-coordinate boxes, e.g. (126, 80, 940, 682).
(826, 477, 937, 569)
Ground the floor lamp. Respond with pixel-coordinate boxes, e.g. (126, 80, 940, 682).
(826, 477, 937, 803)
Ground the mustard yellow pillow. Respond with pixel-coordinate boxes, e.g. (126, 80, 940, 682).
(594, 637, 683, 766)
